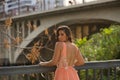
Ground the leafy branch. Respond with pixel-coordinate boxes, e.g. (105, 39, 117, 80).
(0, 17, 56, 64)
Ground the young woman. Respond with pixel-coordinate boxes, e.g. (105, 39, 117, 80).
(40, 25, 85, 80)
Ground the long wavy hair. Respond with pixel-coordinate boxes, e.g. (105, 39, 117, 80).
(56, 25, 73, 42)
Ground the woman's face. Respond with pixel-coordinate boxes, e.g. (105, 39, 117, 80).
(58, 30, 68, 42)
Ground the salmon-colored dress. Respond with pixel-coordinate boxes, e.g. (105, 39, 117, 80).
(54, 43, 80, 80)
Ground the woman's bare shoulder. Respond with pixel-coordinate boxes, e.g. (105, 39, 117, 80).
(55, 42, 64, 47)
(71, 43, 78, 49)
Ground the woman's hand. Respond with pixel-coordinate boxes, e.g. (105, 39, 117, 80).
(39, 62, 45, 66)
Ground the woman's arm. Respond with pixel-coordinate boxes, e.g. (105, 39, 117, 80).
(39, 42, 62, 66)
(75, 48, 85, 66)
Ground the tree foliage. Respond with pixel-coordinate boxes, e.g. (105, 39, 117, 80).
(75, 25, 120, 61)
(1, 17, 56, 65)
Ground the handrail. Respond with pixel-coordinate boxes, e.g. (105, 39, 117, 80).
(0, 60, 120, 75)
(0, 0, 118, 19)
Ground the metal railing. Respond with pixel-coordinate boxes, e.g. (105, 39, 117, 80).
(0, 60, 120, 80)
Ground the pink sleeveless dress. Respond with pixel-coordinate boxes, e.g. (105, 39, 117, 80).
(54, 43, 80, 80)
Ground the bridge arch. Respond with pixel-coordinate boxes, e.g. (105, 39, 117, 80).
(14, 0, 120, 62)
(14, 18, 116, 63)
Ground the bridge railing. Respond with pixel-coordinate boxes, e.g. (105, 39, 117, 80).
(0, 60, 120, 80)
(0, 0, 101, 19)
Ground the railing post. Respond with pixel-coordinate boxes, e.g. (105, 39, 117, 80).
(100, 69, 103, 80)
(93, 69, 96, 80)
(113, 67, 117, 80)
(107, 68, 110, 80)
(85, 69, 88, 80)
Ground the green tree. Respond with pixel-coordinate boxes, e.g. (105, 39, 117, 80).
(75, 25, 120, 61)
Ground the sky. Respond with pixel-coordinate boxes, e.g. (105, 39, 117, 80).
(75, 0, 97, 2)
(64, 0, 97, 6)
(84, 0, 97, 2)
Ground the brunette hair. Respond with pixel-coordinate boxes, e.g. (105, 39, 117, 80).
(56, 25, 73, 42)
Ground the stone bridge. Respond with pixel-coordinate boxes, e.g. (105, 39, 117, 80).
(0, 0, 120, 63)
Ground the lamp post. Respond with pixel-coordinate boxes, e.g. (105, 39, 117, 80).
(18, 0, 20, 15)
(3, 1, 5, 17)
(83, 0, 85, 3)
